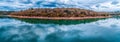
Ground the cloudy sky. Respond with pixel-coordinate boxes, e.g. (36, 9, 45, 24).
(0, 0, 120, 11)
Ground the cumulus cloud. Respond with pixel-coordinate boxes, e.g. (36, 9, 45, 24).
(0, 0, 120, 11)
(92, 0, 120, 11)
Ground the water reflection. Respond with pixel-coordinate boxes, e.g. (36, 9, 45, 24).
(0, 17, 120, 42)
(15, 18, 106, 25)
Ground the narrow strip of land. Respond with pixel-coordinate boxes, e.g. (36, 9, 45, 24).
(8, 15, 111, 20)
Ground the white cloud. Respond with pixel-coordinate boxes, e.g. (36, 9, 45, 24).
(92, 0, 120, 11)
(0, 0, 120, 11)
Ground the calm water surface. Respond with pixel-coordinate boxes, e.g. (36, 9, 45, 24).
(0, 16, 120, 42)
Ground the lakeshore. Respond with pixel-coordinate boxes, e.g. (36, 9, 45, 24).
(8, 15, 111, 20)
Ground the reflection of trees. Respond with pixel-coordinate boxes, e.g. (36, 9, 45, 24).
(15, 18, 106, 25)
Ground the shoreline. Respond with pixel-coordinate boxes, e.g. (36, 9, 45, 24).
(8, 15, 111, 20)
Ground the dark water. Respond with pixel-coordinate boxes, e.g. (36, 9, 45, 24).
(0, 16, 120, 42)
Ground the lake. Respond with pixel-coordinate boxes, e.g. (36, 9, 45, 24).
(0, 16, 120, 42)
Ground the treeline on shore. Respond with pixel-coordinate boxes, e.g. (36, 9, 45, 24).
(10, 8, 110, 17)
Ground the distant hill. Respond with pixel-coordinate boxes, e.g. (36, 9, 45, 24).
(10, 8, 109, 17)
(0, 11, 14, 15)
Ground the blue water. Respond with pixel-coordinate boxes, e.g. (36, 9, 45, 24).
(0, 16, 120, 42)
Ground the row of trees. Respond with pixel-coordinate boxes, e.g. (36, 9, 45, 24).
(10, 8, 109, 17)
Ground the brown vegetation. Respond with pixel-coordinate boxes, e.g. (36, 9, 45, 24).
(10, 8, 110, 17)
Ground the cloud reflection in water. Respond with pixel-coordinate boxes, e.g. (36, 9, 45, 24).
(0, 18, 120, 42)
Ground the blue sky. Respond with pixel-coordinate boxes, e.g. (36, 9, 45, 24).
(0, 0, 120, 11)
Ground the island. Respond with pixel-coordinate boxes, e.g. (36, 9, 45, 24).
(9, 8, 111, 20)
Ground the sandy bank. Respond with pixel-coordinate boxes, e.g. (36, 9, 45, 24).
(8, 15, 111, 20)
